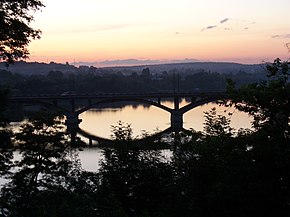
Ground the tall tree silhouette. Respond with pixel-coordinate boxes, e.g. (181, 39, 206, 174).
(0, 0, 44, 64)
(225, 59, 289, 135)
(0, 89, 12, 175)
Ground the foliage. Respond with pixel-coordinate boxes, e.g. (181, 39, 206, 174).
(203, 107, 234, 137)
(0, 0, 44, 64)
(266, 58, 290, 80)
(169, 131, 290, 217)
(0, 63, 268, 95)
(225, 59, 289, 135)
(110, 121, 133, 142)
(0, 89, 12, 176)
(1, 59, 290, 216)
(0, 113, 100, 217)
(0, 89, 9, 127)
(99, 146, 172, 217)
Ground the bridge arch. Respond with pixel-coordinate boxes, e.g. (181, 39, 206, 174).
(180, 98, 221, 114)
(76, 97, 173, 115)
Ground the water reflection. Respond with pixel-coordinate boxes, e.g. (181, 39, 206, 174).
(79, 100, 252, 139)
(78, 148, 172, 172)
(78, 147, 104, 172)
(184, 102, 252, 131)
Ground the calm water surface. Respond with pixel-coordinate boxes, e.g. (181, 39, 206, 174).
(78, 100, 252, 171)
(3, 101, 252, 178)
(79, 100, 252, 140)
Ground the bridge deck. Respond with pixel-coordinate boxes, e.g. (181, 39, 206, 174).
(8, 92, 226, 102)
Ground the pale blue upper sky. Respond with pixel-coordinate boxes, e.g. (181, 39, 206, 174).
(29, 0, 290, 66)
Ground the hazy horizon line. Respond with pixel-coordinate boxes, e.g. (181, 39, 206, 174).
(24, 57, 274, 68)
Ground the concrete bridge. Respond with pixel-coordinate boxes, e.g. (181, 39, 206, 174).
(8, 92, 226, 144)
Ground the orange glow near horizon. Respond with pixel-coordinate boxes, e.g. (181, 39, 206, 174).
(26, 0, 290, 66)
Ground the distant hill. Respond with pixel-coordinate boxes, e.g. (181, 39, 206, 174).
(0, 61, 266, 75)
(0, 61, 77, 75)
(106, 62, 266, 74)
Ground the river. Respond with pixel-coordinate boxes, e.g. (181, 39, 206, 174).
(4, 100, 252, 177)
(74, 100, 252, 172)
(78, 100, 252, 140)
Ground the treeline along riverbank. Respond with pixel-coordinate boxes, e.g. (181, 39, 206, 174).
(0, 59, 289, 217)
(0, 61, 268, 95)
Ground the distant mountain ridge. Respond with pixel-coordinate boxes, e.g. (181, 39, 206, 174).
(0, 60, 266, 75)
(0, 61, 77, 75)
(106, 62, 265, 74)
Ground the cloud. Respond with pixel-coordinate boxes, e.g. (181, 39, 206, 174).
(272, 34, 290, 39)
(272, 35, 280, 38)
(201, 25, 217, 31)
(207, 25, 217, 29)
(220, 18, 230, 24)
(202, 18, 230, 31)
(202, 18, 256, 32)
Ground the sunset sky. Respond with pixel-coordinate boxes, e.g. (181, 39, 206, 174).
(28, 0, 290, 66)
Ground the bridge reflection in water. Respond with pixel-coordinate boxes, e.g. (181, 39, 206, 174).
(77, 126, 176, 146)
(9, 92, 226, 145)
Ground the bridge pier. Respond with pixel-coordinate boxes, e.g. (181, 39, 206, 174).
(174, 96, 179, 109)
(65, 113, 82, 131)
(89, 138, 93, 146)
(170, 110, 183, 131)
(157, 98, 161, 104)
(65, 113, 82, 146)
(9, 92, 224, 140)
(170, 96, 183, 131)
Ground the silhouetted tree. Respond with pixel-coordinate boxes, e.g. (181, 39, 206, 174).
(0, 113, 101, 217)
(141, 68, 151, 80)
(99, 147, 172, 216)
(266, 58, 290, 79)
(0, 89, 13, 175)
(203, 107, 234, 137)
(110, 121, 133, 142)
(0, 58, 289, 217)
(226, 59, 289, 135)
(0, 0, 44, 63)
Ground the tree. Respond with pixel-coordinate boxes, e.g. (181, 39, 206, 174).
(0, 89, 13, 175)
(99, 144, 172, 216)
(266, 58, 290, 79)
(225, 59, 289, 135)
(203, 107, 234, 137)
(110, 121, 133, 142)
(141, 68, 151, 80)
(0, 112, 103, 217)
(0, 0, 44, 64)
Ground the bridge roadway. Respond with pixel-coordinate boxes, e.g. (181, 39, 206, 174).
(8, 91, 225, 102)
(8, 91, 226, 145)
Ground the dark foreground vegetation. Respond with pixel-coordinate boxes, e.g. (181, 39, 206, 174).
(0, 59, 289, 217)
